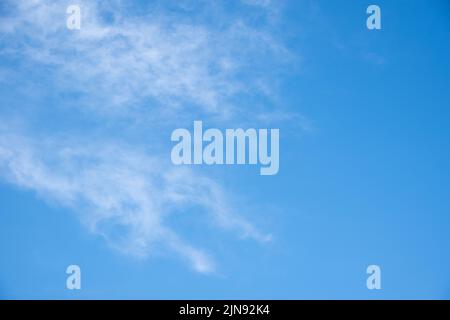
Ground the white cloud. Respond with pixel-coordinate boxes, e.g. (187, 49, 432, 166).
(1, 0, 292, 121)
(0, 0, 286, 272)
(0, 130, 270, 273)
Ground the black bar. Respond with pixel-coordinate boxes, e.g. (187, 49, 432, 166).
(1, 300, 447, 318)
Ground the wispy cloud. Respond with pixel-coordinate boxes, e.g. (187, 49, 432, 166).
(0, 0, 288, 272)
(0, 129, 270, 273)
(1, 0, 293, 121)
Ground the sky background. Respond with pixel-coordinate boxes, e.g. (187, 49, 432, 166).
(0, 0, 450, 299)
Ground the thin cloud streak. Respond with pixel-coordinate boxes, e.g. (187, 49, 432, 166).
(0, 0, 293, 121)
(0, 130, 270, 273)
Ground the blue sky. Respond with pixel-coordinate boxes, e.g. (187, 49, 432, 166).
(0, 0, 450, 299)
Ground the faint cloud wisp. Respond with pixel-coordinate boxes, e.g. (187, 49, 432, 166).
(0, 0, 293, 272)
